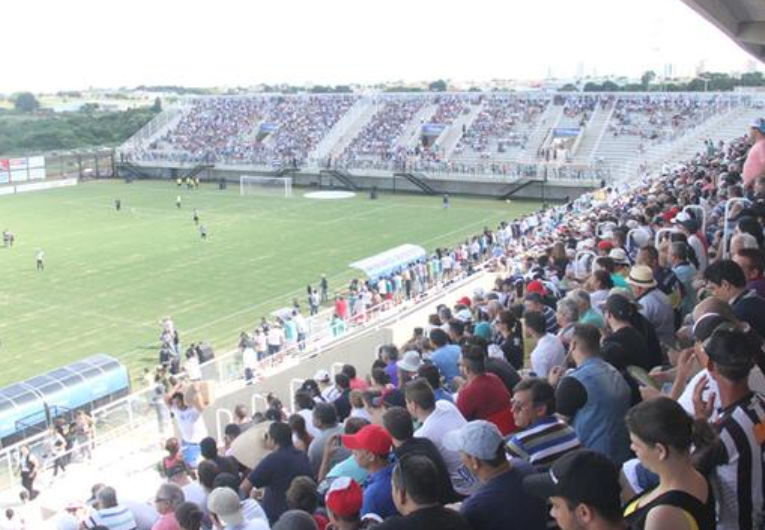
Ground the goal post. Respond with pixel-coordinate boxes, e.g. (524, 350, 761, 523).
(240, 175, 293, 197)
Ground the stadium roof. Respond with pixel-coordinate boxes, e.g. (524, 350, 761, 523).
(680, 0, 765, 63)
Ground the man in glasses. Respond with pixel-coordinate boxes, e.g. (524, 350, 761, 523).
(152, 483, 184, 530)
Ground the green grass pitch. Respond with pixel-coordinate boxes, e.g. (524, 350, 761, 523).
(0, 180, 541, 387)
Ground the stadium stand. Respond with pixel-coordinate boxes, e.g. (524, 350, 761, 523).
(12, 121, 765, 530)
(122, 92, 755, 182)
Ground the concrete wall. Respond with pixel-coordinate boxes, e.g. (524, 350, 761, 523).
(118, 165, 596, 201)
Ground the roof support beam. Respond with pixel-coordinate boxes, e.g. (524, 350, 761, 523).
(738, 21, 765, 45)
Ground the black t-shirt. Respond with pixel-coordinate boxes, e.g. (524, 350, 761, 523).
(555, 377, 588, 418)
(247, 446, 312, 524)
(394, 438, 460, 504)
(333, 389, 351, 422)
(486, 357, 522, 394)
(375, 506, 472, 530)
(602, 326, 650, 371)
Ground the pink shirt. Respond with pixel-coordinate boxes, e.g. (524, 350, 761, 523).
(743, 137, 765, 188)
(152, 513, 180, 530)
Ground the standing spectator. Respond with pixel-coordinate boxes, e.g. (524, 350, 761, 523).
(308, 403, 350, 477)
(286, 476, 328, 530)
(166, 465, 206, 516)
(525, 311, 566, 378)
(623, 398, 715, 530)
(332, 374, 352, 421)
(315, 370, 340, 402)
(567, 289, 605, 329)
(601, 294, 653, 371)
(165, 385, 208, 469)
(208, 487, 269, 530)
(444, 420, 546, 530)
(524, 293, 559, 334)
(342, 365, 368, 391)
(83, 486, 137, 530)
(627, 265, 675, 346)
(669, 242, 697, 318)
(552, 324, 631, 465)
(152, 483, 184, 530)
(18, 446, 39, 500)
(743, 118, 765, 189)
(241, 422, 312, 524)
(456, 345, 515, 435)
(320, 274, 329, 304)
(555, 298, 580, 349)
(212, 472, 269, 527)
(494, 309, 525, 369)
(405, 379, 478, 496)
(523, 450, 626, 530)
(200, 438, 238, 476)
(638, 245, 684, 325)
(506, 378, 581, 469)
(341, 425, 399, 520)
(174, 503, 203, 530)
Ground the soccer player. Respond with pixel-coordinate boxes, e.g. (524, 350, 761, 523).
(36, 249, 45, 271)
(176, 195, 182, 209)
(442, 193, 450, 209)
(115, 198, 121, 211)
(193, 209, 199, 225)
(199, 225, 208, 240)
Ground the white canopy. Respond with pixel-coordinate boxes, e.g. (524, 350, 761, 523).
(350, 244, 427, 281)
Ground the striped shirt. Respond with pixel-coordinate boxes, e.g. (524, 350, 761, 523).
(84, 505, 137, 530)
(714, 391, 765, 530)
(505, 416, 581, 470)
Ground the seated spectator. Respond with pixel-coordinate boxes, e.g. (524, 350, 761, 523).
(165, 464, 206, 516)
(308, 403, 350, 477)
(383, 406, 459, 504)
(524, 293, 559, 334)
(623, 398, 715, 530)
(333, 374, 352, 421)
(223, 424, 242, 457)
(601, 294, 652, 371)
(241, 421, 313, 524)
(286, 476, 328, 530)
(212, 473, 268, 527)
(692, 321, 765, 530)
(586, 269, 614, 315)
(396, 351, 424, 388)
(567, 289, 605, 329)
(627, 265, 675, 346)
(553, 324, 632, 465)
(341, 424, 399, 520)
(273, 510, 318, 530)
(160, 438, 186, 478)
(374, 455, 471, 530)
(319, 417, 370, 486)
(416, 363, 453, 403)
(523, 449, 626, 530)
(315, 370, 341, 402)
(200, 437, 238, 476)
(525, 311, 566, 378)
(733, 247, 765, 299)
(506, 378, 581, 469)
(174, 502, 203, 530)
(208, 487, 268, 530)
(669, 242, 697, 318)
(152, 483, 184, 530)
(555, 297, 580, 348)
(83, 486, 137, 530)
(289, 413, 314, 452)
(444, 420, 546, 530)
(405, 379, 478, 496)
(342, 365, 368, 391)
(637, 245, 685, 325)
(704, 259, 765, 339)
(324, 478, 363, 530)
(429, 328, 461, 385)
(494, 309, 525, 369)
(196, 460, 220, 495)
(456, 345, 515, 435)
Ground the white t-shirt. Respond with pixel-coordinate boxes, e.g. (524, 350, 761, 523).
(171, 406, 207, 443)
(181, 481, 208, 512)
(677, 367, 765, 417)
(530, 333, 566, 378)
(243, 348, 258, 370)
(415, 401, 479, 496)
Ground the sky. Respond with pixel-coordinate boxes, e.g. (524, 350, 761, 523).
(1, 0, 759, 93)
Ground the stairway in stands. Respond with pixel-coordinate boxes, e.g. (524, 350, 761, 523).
(439, 101, 484, 158)
(572, 101, 615, 164)
(321, 99, 381, 162)
(398, 104, 439, 149)
(518, 104, 564, 164)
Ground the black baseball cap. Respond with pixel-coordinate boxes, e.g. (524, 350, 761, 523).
(691, 313, 733, 343)
(702, 324, 757, 370)
(523, 449, 621, 513)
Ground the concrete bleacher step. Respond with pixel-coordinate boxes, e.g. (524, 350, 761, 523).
(310, 97, 372, 162)
(398, 103, 439, 149)
(325, 100, 382, 160)
(440, 102, 484, 158)
(572, 102, 615, 164)
(518, 104, 563, 164)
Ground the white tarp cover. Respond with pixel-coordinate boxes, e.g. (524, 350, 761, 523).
(350, 244, 427, 280)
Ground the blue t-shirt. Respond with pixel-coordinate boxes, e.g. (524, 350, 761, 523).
(362, 464, 399, 520)
(431, 344, 461, 384)
(248, 446, 312, 524)
(460, 459, 547, 530)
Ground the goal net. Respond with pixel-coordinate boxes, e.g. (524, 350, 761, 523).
(240, 176, 293, 197)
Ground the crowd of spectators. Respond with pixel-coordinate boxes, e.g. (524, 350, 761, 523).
(28, 114, 765, 530)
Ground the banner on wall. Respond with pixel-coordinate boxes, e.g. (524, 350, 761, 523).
(2, 157, 47, 183)
(9, 158, 28, 182)
(0, 159, 9, 184)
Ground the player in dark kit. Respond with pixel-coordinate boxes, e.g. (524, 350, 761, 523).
(115, 199, 121, 211)
(193, 209, 199, 225)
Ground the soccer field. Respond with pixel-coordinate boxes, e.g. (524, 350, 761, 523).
(0, 180, 542, 387)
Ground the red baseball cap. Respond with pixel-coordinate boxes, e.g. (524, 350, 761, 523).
(526, 280, 546, 296)
(597, 240, 613, 251)
(457, 296, 472, 307)
(325, 477, 363, 517)
(341, 425, 392, 455)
